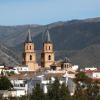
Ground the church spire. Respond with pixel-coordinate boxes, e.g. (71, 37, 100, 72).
(26, 29, 32, 43)
(41, 28, 54, 68)
(45, 29, 51, 43)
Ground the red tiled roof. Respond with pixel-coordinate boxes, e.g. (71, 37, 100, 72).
(8, 72, 35, 80)
(45, 73, 65, 79)
(83, 70, 100, 74)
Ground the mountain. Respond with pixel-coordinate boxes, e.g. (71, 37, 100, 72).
(0, 17, 100, 67)
(0, 42, 19, 66)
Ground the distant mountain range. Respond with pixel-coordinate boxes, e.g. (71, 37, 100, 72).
(0, 17, 100, 67)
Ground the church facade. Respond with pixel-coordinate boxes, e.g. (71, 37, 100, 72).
(22, 29, 55, 71)
(22, 29, 38, 71)
(41, 30, 55, 68)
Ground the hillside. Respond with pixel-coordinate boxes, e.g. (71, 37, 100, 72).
(0, 17, 100, 67)
(0, 42, 19, 66)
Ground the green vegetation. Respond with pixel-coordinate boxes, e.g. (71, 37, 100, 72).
(0, 76, 13, 90)
(74, 72, 100, 100)
(30, 84, 45, 100)
(28, 74, 100, 100)
(6, 71, 15, 76)
(0, 73, 100, 100)
(74, 71, 92, 83)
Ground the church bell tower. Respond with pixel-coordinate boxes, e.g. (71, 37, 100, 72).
(41, 29, 55, 68)
(22, 29, 38, 71)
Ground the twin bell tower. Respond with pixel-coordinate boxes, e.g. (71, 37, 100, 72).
(22, 29, 55, 71)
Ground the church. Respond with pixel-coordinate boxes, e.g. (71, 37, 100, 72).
(22, 29, 55, 71)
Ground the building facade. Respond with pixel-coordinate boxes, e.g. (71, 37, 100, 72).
(41, 30, 55, 68)
(22, 29, 38, 71)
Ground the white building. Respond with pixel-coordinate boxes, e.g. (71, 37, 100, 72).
(0, 65, 4, 74)
(30, 71, 76, 95)
(14, 65, 29, 74)
(85, 67, 97, 71)
(85, 70, 100, 79)
(8, 72, 35, 97)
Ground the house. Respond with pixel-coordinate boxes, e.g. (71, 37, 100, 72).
(84, 70, 100, 82)
(14, 65, 29, 74)
(85, 67, 97, 71)
(8, 72, 35, 97)
(0, 65, 4, 74)
(29, 71, 76, 95)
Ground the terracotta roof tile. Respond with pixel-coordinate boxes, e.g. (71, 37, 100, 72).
(8, 72, 35, 80)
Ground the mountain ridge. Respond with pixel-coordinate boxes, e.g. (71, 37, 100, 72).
(0, 17, 100, 67)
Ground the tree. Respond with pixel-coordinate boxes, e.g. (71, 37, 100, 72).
(74, 72, 100, 100)
(60, 83, 71, 100)
(47, 78, 60, 100)
(0, 76, 13, 90)
(10, 71, 15, 75)
(74, 84, 88, 100)
(74, 72, 92, 84)
(30, 83, 45, 100)
(86, 81, 100, 100)
(19, 95, 29, 100)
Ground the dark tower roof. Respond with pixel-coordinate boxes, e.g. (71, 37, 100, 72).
(45, 29, 51, 43)
(26, 29, 32, 43)
(63, 57, 71, 63)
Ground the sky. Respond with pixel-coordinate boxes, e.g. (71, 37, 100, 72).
(0, 0, 100, 25)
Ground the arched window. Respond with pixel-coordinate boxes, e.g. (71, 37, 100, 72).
(30, 46, 31, 50)
(27, 46, 28, 50)
(67, 64, 69, 68)
(30, 55, 32, 60)
(49, 46, 50, 50)
(48, 55, 51, 60)
(64, 64, 66, 68)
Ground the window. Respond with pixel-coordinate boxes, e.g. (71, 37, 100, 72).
(27, 46, 28, 50)
(49, 46, 50, 50)
(30, 55, 32, 60)
(64, 64, 66, 68)
(30, 46, 31, 49)
(67, 64, 69, 68)
(61, 64, 64, 70)
(48, 55, 51, 60)
(20, 84, 25, 87)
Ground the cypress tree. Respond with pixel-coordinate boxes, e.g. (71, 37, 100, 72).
(30, 83, 45, 100)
